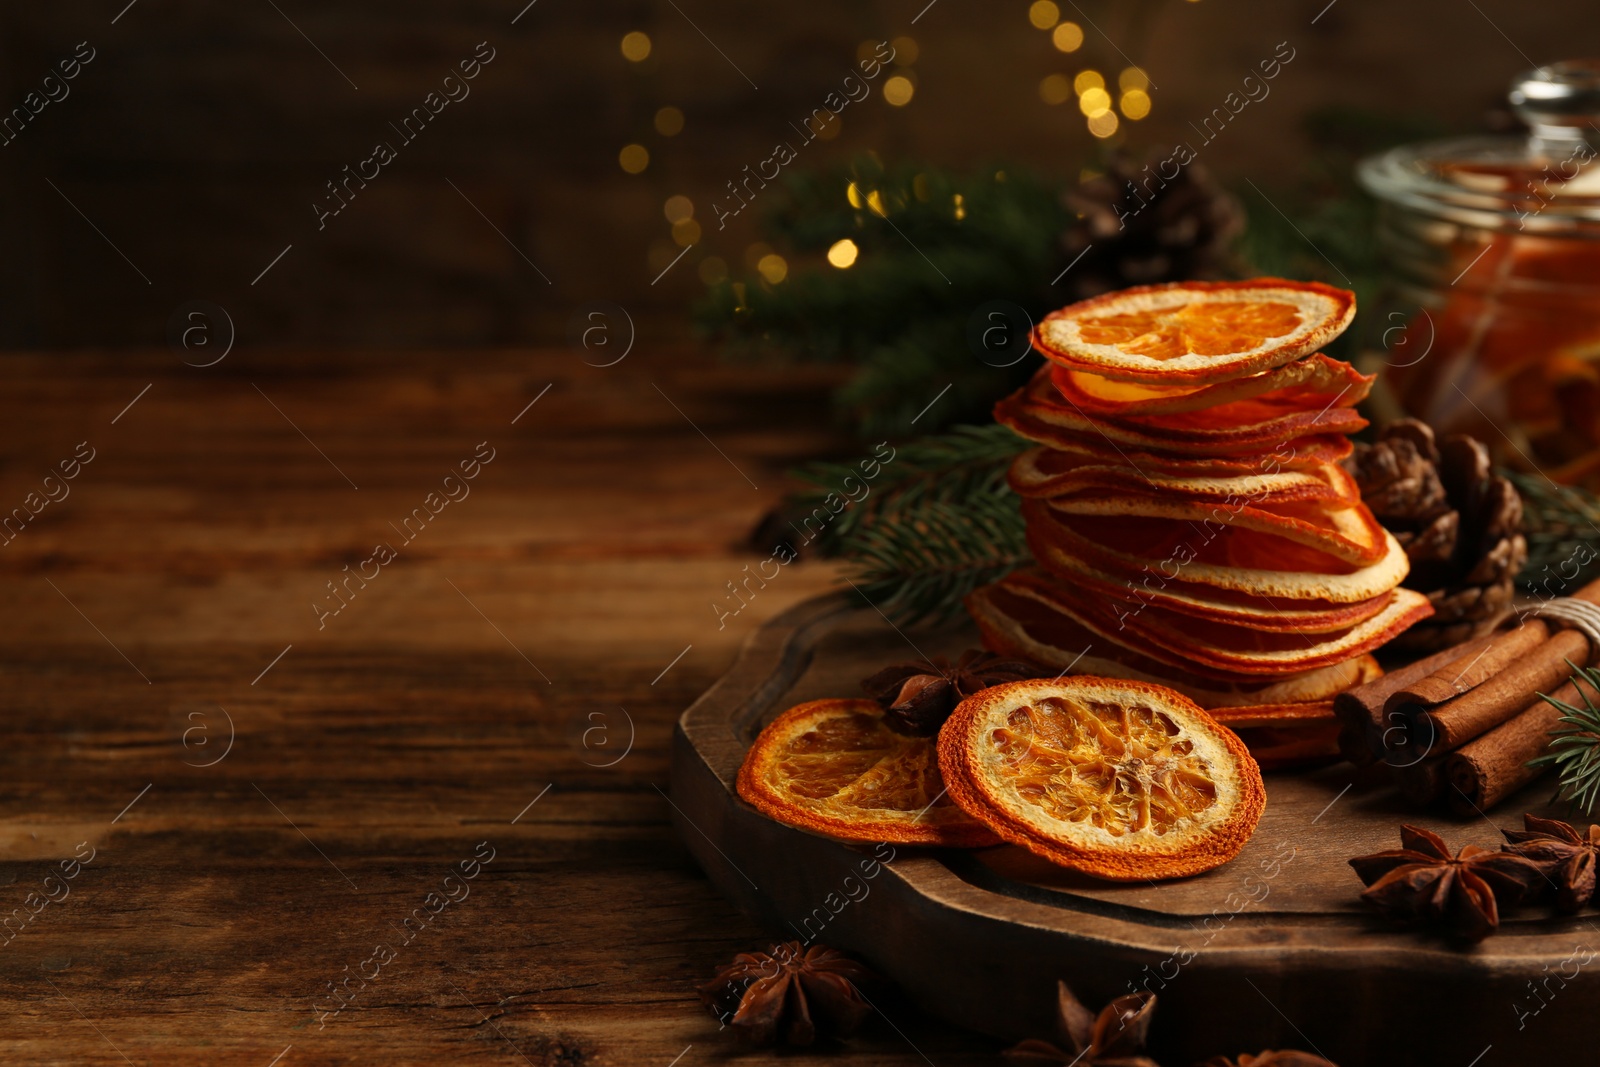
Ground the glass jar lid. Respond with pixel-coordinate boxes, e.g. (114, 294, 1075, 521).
(1359, 59, 1600, 237)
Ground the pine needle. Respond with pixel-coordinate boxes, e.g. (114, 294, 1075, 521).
(788, 423, 1030, 555)
(777, 423, 1033, 627)
(1529, 662, 1600, 816)
(844, 493, 1030, 628)
(1508, 470, 1600, 590)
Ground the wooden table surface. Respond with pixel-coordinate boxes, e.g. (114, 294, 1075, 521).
(0, 346, 1000, 1065)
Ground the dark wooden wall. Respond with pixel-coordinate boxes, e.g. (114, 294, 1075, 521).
(0, 0, 1586, 349)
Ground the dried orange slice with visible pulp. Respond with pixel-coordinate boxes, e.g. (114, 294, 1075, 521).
(1033, 279, 1356, 386)
(938, 678, 1264, 879)
(738, 698, 999, 847)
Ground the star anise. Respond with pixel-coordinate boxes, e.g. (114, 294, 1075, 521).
(1348, 824, 1542, 942)
(1502, 813, 1600, 913)
(1199, 1053, 1340, 1067)
(861, 649, 1049, 735)
(696, 941, 874, 1047)
(1003, 982, 1160, 1066)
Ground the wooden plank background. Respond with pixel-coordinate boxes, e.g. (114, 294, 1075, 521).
(0, 346, 999, 1064)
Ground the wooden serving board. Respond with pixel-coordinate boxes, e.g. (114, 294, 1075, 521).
(671, 593, 1595, 1065)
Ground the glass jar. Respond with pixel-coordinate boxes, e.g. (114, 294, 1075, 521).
(1360, 60, 1600, 488)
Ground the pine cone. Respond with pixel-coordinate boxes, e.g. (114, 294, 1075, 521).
(1344, 419, 1528, 653)
(1058, 152, 1243, 302)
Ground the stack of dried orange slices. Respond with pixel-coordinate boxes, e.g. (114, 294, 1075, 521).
(967, 279, 1433, 766)
(736, 677, 1266, 881)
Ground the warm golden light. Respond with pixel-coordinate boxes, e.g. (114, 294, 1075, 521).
(827, 239, 860, 268)
(671, 218, 701, 247)
(664, 196, 694, 224)
(1073, 70, 1105, 94)
(620, 32, 652, 62)
(1078, 87, 1111, 116)
(618, 144, 649, 174)
(891, 36, 919, 64)
(1052, 22, 1084, 52)
(884, 75, 915, 106)
(866, 189, 888, 216)
(1087, 110, 1120, 138)
(1119, 67, 1150, 91)
(1028, 0, 1060, 29)
(1039, 73, 1073, 105)
(698, 256, 728, 284)
(654, 106, 684, 136)
(757, 253, 789, 283)
(1120, 88, 1151, 120)
(846, 182, 863, 209)
(744, 242, 773, 270)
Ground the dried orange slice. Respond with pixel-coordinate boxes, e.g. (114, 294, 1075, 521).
(1050, 353, 1374, 418)
(1033, 279, 1356, 386)
(737, 698, 999, 847)
(938, 678, 1264, 880)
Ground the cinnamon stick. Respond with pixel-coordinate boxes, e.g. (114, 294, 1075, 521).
(1331, 635, 1498, 766)
(1417, 629, 1591, 753)
(1394, 755, 1449, 806)
(1444, 681, 1574, 815)
(1384, 620, 1549, 712)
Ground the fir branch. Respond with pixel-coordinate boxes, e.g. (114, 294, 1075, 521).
(787, 423, 1030, 555)
(1508, 470, 1600, 589)
(1529, 663, 1600, 816)
(843, 493, 1030, 629)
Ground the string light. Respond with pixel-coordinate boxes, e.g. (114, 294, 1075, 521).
(618, 144, 649, 174)
(1118, 67, 1150, 91)
(620, 31, 651, 62)
(884, 75, 915, 106)
(827, 239, 859, 268)
(757, 253, 789, 283)
(1039, 74, 1072, 105)
(1073, 70, 1104, 94)
(671, 218, 701, 246)
(1028, 0, 1060, 29)
(890, 36, 919, 64)
(1052, 22, 1083, 52)
(1087, 110, 1119, 138)
(654, 106, 684, 136)
(744, 243, 773, 270)
(664, 196, 694, 224)
(1120, 89, 1151, 120)
(1078, 87, 1111, 116)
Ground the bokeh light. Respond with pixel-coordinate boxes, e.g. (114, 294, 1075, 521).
(664, 196, 694, 224)
(1051, 22, 1084, 52)
(671, 218, 701, 246)
(1073, 70, 1105, 94)
(1028, 1, 1060, 29)
(654, 106, 684, 136)
(827, 239, 860, 268)
(698, 256, 728, 284)
(1087, 110, 1120, 138)
(618, 144, 649, 174)
(757, 254, 789, 283)
(884, 75, 915, 106)
(620, 32, 652, 62)
(1078, 87, 1111, 116)
(1039, 74, 1072, 105)
(1120, 89, 1151, 120)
